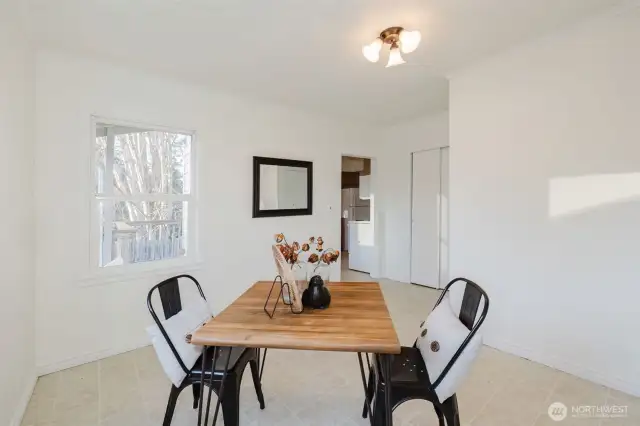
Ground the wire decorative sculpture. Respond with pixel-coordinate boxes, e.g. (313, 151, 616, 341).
(263, 245, 304, 318)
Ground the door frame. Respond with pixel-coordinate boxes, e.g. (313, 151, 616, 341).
(409, 146, 449, 289)
(340, 153, 377, 279)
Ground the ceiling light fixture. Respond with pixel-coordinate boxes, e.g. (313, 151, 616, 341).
(363, 26, 421, 67)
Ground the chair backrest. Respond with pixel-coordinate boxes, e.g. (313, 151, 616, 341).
(430, 277, 489, 390)
(435, 277, 487, 331)
(146, 274, 206, 373)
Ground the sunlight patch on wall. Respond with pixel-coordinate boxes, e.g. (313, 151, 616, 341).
(549, 173, 640, 218)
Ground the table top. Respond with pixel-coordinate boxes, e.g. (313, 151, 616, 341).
(190, 281, 401, 354)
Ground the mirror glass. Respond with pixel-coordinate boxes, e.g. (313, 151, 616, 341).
(259, 164, 308, 210)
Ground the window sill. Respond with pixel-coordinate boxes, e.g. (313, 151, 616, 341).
(78, 259, 204, 288)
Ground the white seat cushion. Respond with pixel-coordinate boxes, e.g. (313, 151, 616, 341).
(146, 297, 213, 387)
(416, 295, 482, 402)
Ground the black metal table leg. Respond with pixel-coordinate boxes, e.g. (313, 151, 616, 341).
(203, 346, 219, 426)
(381, 354, 393, 426)
(259, 348, 268, 381)
(209, 347, 233, 426)
(196, 346, 233, 426)
(197, 345, 208, 426)
(357, 353, 374, 426)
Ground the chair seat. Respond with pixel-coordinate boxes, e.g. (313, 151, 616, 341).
(385, 346, 432, 387)
(190, 346, 247, 378)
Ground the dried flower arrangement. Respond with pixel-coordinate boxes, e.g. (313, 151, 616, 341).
(274, 233, 340, 272)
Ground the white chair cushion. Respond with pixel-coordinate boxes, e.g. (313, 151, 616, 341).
(416, 295, 482, 402)
(146, 297, 212, 387)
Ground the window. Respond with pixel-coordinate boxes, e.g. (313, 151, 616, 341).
(93, 119, 195, 268)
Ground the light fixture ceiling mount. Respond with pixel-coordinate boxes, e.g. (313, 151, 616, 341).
(362, 26, 421, 67)
(380, 26, 404, 45)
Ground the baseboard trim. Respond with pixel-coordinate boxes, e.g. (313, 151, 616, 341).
(10, 373, 37, 426)
(485, 338, 640, 397)
(36, 340, 151, 376)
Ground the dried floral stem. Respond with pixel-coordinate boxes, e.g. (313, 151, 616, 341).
(274, 233, 340, 272)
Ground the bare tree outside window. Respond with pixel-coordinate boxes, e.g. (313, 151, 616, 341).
(94, 122, 193, 267)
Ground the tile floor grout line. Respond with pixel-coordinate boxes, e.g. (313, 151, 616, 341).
(539, 369, 564, 426)
(131, 351, 151, 425)
(530, 368, 565, 426)
(50, 371, 61, 425)
(97, 359, 102, 426)
(599, 386, 612, 426)
(464, 378, 505, 425)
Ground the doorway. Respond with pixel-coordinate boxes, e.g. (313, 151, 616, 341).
(341, 156, 373, 274)
(410, 147, 449, 289)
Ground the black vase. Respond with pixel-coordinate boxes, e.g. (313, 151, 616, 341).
(302, 275, 331, 309)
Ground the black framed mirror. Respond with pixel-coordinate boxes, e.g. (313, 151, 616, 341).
(252, 156, 313, 218)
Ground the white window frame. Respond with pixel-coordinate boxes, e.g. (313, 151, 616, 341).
(86, 115, 200, 284)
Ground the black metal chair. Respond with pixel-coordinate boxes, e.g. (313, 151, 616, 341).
(147, 274, 266, 426)
(362, 277, 489, 426)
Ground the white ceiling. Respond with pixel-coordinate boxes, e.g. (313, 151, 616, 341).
(26, 0, 622, 123)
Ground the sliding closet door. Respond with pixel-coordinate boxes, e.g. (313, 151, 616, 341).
(410, 149, 441, 287)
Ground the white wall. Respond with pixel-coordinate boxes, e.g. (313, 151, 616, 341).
(0, 1, 36, 425)
(34, 50, 378, 372)
(449, 7, 640, 395)
(375, 112, 449, 283)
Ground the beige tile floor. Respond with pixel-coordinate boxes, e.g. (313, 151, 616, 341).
(21, 267, 639, 426)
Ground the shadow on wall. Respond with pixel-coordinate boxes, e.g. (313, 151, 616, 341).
(549, 172, 640, 218)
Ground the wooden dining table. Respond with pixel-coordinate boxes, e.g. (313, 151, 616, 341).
(190, 280, 401, 426)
